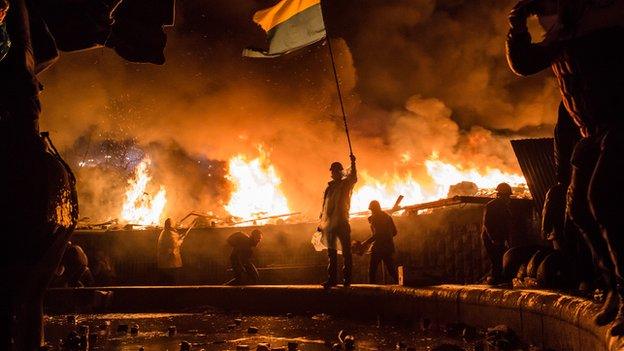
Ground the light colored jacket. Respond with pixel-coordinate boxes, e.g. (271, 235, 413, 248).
(157, 228, 183, 269)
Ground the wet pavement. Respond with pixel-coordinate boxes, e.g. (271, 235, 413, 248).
(44, 311, 484, 350)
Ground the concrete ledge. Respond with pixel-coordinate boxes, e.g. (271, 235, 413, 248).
(45, 285, 624, 351)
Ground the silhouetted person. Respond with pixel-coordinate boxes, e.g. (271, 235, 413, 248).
(482, 183, 513, 284)
(507, 0, 624, 334)
(52, 243, 94, 287)
(2, 1, 172, 348)
(157, 218, 186, 285)
(1, 2, 79, 350)
(362, 200, 398, 284)
(319, 154, 357, 288)
(542, 103, 601, 292)
(227, 229, 263, 285)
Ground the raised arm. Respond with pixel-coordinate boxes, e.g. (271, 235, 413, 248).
(505, 0, 558, 76)
(346, 154, 357, 185)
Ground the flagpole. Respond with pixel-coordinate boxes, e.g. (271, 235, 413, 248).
(320, 1, 354, 157)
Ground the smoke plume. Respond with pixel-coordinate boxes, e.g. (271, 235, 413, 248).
(38, 0, 558, 221)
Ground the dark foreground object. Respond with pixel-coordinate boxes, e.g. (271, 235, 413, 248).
(46, 285, 624, 351)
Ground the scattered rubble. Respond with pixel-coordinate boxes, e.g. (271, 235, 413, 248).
(257, 342, 271, 351)
(130, 324, 140, 336)
(338, 330, 355, 350)
(485, 325, 522, 350)
(180, 340, 191, 351)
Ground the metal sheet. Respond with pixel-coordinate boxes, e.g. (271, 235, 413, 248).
(511, 138, 557, 212)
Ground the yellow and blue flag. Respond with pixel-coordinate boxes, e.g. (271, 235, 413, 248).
(243, 0, 326, 58)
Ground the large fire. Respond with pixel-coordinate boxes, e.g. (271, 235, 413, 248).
(224, 150, 291, 222)
(351, 172, 428, 213)
(120, 159, 167, 225)
(222, 149, 526, 221)
(349, 154, 526, 212)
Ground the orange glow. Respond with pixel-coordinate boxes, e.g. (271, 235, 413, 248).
(350, 154, 527, 213)
(425, 158, 526, 192)
(120, 159, 167, 225)
(351, 171, 430, 213)
(222, 150, 526, 221)
(224, 149, 291, 222)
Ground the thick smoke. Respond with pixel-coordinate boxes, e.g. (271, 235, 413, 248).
(38, 0, 558, 221)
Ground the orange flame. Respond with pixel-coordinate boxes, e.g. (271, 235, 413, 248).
(223, 150, 526, 221)
(350, 154, 527, 213)
(120, 158, 167, 225)
(224, 150, 290, 222)
(351, 171, 429, 213)
(425, 158, 526, 193)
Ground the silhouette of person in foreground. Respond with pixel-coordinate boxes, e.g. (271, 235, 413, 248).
(542, 103, 600, 292)
(362, 200, 399, 284)
(482, 183, 513, 285)
(227, 229, 263, 285)
(1, 0, 174, 348)
(318, 154, 357, 288)
(506, 0, 624, 334)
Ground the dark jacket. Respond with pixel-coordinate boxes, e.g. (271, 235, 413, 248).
(319, 162, 357, 234)
(227, 232, 256, 258)
(364, 211, 398, 254)
(482, 198, 512, 244)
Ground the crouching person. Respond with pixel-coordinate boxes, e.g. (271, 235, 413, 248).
(227, 229, 262, 285)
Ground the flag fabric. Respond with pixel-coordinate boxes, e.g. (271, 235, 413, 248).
(243, 0, 326, 58)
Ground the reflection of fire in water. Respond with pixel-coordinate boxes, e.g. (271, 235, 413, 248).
(225, 150, 290, 222)
(121, 159, 167, 225)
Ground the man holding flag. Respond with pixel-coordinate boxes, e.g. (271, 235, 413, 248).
(318, 155, 357, 288)
(245, 0, 358, 289)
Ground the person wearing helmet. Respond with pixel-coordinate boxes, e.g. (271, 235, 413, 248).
(157, 218, 187, 285)
(227, 229, 263, 285)
(318, 154, 357, 288)
(361, 200, 399, 284)
(481, 183, 513, 285)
